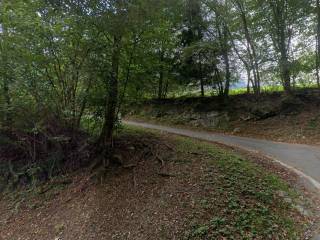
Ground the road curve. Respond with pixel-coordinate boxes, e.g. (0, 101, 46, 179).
(124, 120, 320, 192)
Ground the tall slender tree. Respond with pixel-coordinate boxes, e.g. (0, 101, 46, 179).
(181, 0, 207, 96)
(232, 0, 261, 94)
(316, 0, 320, 87)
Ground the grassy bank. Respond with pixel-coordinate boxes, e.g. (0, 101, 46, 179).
(126, 89, 320, 145)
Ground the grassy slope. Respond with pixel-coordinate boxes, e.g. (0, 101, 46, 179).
(0, 126, 316, 239)
(121, 127, 315, 239)
(165, 134, 310, 239)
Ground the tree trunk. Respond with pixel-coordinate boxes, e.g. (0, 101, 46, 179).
(1, 18, 11, 128)
(224, 53, 230, 97)
(158, 52, 165, 100)
(3, 77, 11, 126)
(99, 35, 121, 148)
(222, 24, 230, 98)
(280, 47, 291, 93)
(316, 0, 320, 88)
(279, 23, 291, 93)
(200, 77, 205, 97)
(163, 78, 169, 99)
(158, 70, 163, 100)
(236, 0, 261, 95)
(158, 70, 164, 100)
(281, 64, 291, 93)
(199, 54, 205, 97)
(269, 1, 291, 94)
(246, 67, 251, 94)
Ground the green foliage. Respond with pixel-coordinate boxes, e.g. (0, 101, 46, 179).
(0, 0, 320, 137)
(0, 0, 320, 189)
(119, 127, 307, 239)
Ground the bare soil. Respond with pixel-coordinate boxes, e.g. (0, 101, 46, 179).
(0, 130, 318, 240)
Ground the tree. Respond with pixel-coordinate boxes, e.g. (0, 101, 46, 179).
(180, 0, 207, 96)
(204, 0, 234, 98)
(0, 0, 318, 163)
(0, 4, 11, 127)
(257, 0, 308, 93)
(316, 0, 320, 87)
(231, 0, 261, 94)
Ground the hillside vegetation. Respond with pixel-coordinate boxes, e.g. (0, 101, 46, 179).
(1, 0, 320, 239)
(0, 128, 318, 240)
(127, 89, 320, 145)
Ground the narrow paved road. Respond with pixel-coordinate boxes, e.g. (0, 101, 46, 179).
(124, 120, 320, 191)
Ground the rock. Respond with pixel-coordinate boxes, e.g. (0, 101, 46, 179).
(189, 113, 201, 121)
(294, 204, 311, 217)
(232, 128, 241, 134)
(54, 223, 65, 234)
(203, 112, 230, 128)
(276, 190, 288, 198)
(240, 114, 254, 121)
(206, 111, 220, 118)
(190, 120, 201, 127)
(283, 197, 293, 204)
(192, 120, 204, 127)
(252, 108, 278, 119)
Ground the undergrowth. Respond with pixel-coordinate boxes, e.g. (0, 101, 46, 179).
(124, 126, 311, 239)
(176, 137, 304, 239)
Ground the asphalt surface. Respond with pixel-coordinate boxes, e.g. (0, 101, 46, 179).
(124, 120, 320, 191)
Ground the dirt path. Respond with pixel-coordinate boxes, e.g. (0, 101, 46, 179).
(124, 120, 320, 192)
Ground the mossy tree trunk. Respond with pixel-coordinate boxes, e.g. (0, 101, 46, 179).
(99, 35, 122, 149)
